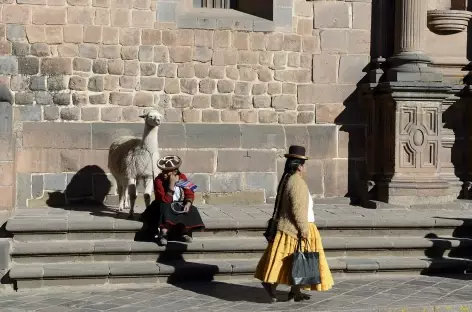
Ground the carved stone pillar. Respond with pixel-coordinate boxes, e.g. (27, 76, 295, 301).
(387, 0, 443, 82)
(373, 83, 453, 206)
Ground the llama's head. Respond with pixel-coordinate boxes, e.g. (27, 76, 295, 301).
(140, 110, 162, 127)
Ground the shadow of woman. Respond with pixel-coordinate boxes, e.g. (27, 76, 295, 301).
(133, 222, 274, 305)
(158, 240, 272, 304)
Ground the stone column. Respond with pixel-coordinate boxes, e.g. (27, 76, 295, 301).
(387, 0, 442, 82)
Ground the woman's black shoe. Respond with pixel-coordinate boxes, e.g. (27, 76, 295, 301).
(261, 282, 277, 303)
(288, 291, 311, 302)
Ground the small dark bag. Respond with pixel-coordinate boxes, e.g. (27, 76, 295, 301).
(263, 218, 277, 242)
(290, 238, 321, 286)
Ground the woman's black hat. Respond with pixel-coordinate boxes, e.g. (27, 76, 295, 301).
(284, 145, 308, 160)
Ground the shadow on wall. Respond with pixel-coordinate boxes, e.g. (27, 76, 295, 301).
(334, 87, 368, 205)
(45, 165, 113, 210)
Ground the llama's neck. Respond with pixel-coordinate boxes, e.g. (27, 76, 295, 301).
(141, 124, 159, 153)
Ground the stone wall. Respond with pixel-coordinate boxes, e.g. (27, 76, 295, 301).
(0, 0, 372, 208)
(15, 122, 364, 207)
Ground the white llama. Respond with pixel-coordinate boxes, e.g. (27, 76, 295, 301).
(108, 110, 162, 217)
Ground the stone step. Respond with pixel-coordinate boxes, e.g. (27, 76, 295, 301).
(6, 214, 468, 241)
(10, 236, 472, 264)
(9, 256, 472, 290)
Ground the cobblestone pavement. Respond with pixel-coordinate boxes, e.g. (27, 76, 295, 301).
(1, 276, 472, 312)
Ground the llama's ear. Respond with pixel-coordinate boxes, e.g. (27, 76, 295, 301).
(139, 114, 147, 119)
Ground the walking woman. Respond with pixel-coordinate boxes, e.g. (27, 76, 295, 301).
(254, 145, 334, 302)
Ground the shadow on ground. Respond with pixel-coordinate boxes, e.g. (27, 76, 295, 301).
(421, 217, 472, 278)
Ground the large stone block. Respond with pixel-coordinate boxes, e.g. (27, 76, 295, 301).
(157, 123, 185, 149)
(324, 159, 348, 198)
(217, 150, 276, 172)
(0, 162, 13, 187)
(240, 124, 285, 149)
(15, 173, 30, 208)
(243, 172, 277, 198)
(352, 3, 371, 30)
(298, 84, 357, 104)
(91, 123, 142, 150)
(313, 54, 338, 84)
(0, 56, 18, 75)
(315, 103, 345, 124)
(314, 1, 350, 28)
(44, 173, 66, 191)
(185, 124, 241, 148)
(307, 125, 337, 159)
(23, 123, 92, 149)
(209, 173, 243, 193)
(205, 191, 265, 205)
(40, 58, 72, 75)
(338, 55, 369, 84)
(17, 148, 109, 174)
(284, 125, 310, 150)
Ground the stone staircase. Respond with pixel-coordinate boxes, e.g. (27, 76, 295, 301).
(4, 203, 472, 290)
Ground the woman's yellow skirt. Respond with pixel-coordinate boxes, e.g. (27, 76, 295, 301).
(254, 223, 334, 291)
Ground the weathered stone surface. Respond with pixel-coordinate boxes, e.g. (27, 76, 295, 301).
(140, 63, 156, 76)
(29, 76, 46, 91)
(53, 93, 71, 106)
(140, 77, 164, 91)
(210, 173, 242, 193)
(272, 95, 296, 110)
(23, 122, 91, 149)
(307, 125, 337, 159)
(259, 110, 278, 123)
(133, 91, 153, 107)
(61, 107, 80, 121)
(180, 78, 198, 95)
(18, 57, 39, 75)
(47, 76, 66, 91)
(91, 123, 141, 149)
(217, 150, 276, 172)
(0, 56, 18, 75)
(241, 125, 285, 149)
(298, 84, 356, 104)
(35, 92, 53, 105)
(314, 1, 350, 28)
(324, 159, 349, 197)
(253, 95, 271, 108)
(313, 54, 338, 84)
(110, 92, 132, 106)
(186, 124, 240, 148)
(40, 58, 72, 75)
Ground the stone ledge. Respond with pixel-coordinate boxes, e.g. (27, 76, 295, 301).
(10, 236, 472, 257)
(7, 211, 472, 235)
(9, 256, 471, 282)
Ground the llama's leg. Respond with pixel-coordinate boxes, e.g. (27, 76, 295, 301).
(122, 180, 130, 211)
(127, 178, 137, 217)
(143, 177, 153, 208)
(117, 181, 125, 211)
